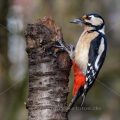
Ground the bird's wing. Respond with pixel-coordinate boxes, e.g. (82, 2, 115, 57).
(84, 34, 107, 93)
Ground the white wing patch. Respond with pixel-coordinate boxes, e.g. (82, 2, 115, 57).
(95, 38, 105, 70)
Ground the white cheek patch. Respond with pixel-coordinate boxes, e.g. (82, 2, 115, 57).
(91, 15, 103, 26)
(85, 15, 103, 26)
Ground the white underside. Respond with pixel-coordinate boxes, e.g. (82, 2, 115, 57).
(74, 31, 89, 74)
(74, 30, 100, 74)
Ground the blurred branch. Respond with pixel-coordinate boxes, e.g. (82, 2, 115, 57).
(0, 0, 10, 120)
(25, 17, 72, 120)
(0, 0, 9, 76)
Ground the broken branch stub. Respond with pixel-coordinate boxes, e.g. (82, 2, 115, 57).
(25, 17, 72, 120)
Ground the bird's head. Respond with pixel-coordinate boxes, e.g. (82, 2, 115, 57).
(70, 13, 105, 32)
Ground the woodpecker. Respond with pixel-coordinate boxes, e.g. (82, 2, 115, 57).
(57, 13, 107, 112)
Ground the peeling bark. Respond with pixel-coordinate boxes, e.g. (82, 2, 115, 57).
(25, 17, 72, 120)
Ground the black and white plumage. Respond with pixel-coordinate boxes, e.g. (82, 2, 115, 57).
(84, 32, 107, 94)
(70, 13, 107, 96)
(56, 13, 107, 113)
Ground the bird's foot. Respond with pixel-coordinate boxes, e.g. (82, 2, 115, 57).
(54, 39, 75, 59)
(44, 41, 66, 58)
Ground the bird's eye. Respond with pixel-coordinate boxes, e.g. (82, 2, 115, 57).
(86, 16, 91, 20)
(82, 15, 91, 20)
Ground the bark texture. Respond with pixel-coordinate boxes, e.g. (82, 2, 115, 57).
(25, 17, 72, 120)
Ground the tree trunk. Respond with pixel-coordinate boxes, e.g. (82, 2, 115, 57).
(25, 17, 72, 120)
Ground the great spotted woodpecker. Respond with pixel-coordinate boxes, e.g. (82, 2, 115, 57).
(57, 13, 107, 113)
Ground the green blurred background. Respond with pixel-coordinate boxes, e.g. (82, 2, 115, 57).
(0, 0, 120, 120)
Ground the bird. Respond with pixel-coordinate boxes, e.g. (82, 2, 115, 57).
(56, 13, 107, 113)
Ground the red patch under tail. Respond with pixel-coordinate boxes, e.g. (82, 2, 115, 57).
(72, 61, 86, 96)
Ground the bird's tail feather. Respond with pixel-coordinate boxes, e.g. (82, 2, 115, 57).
(67, 87, 84, 113)
(67, 95, 78, 113)
(81, 93, 86, 106)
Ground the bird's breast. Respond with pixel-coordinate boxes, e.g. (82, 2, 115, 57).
(74, 31, 99, 74)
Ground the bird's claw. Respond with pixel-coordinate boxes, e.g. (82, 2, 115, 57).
(55, 40, 75, 59)
(55, 40, 67, 50)
(45, 39, 75, 59)
(53, 44, 65, 50)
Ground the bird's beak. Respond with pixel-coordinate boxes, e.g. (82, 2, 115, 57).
(70, 18, 85, 25)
